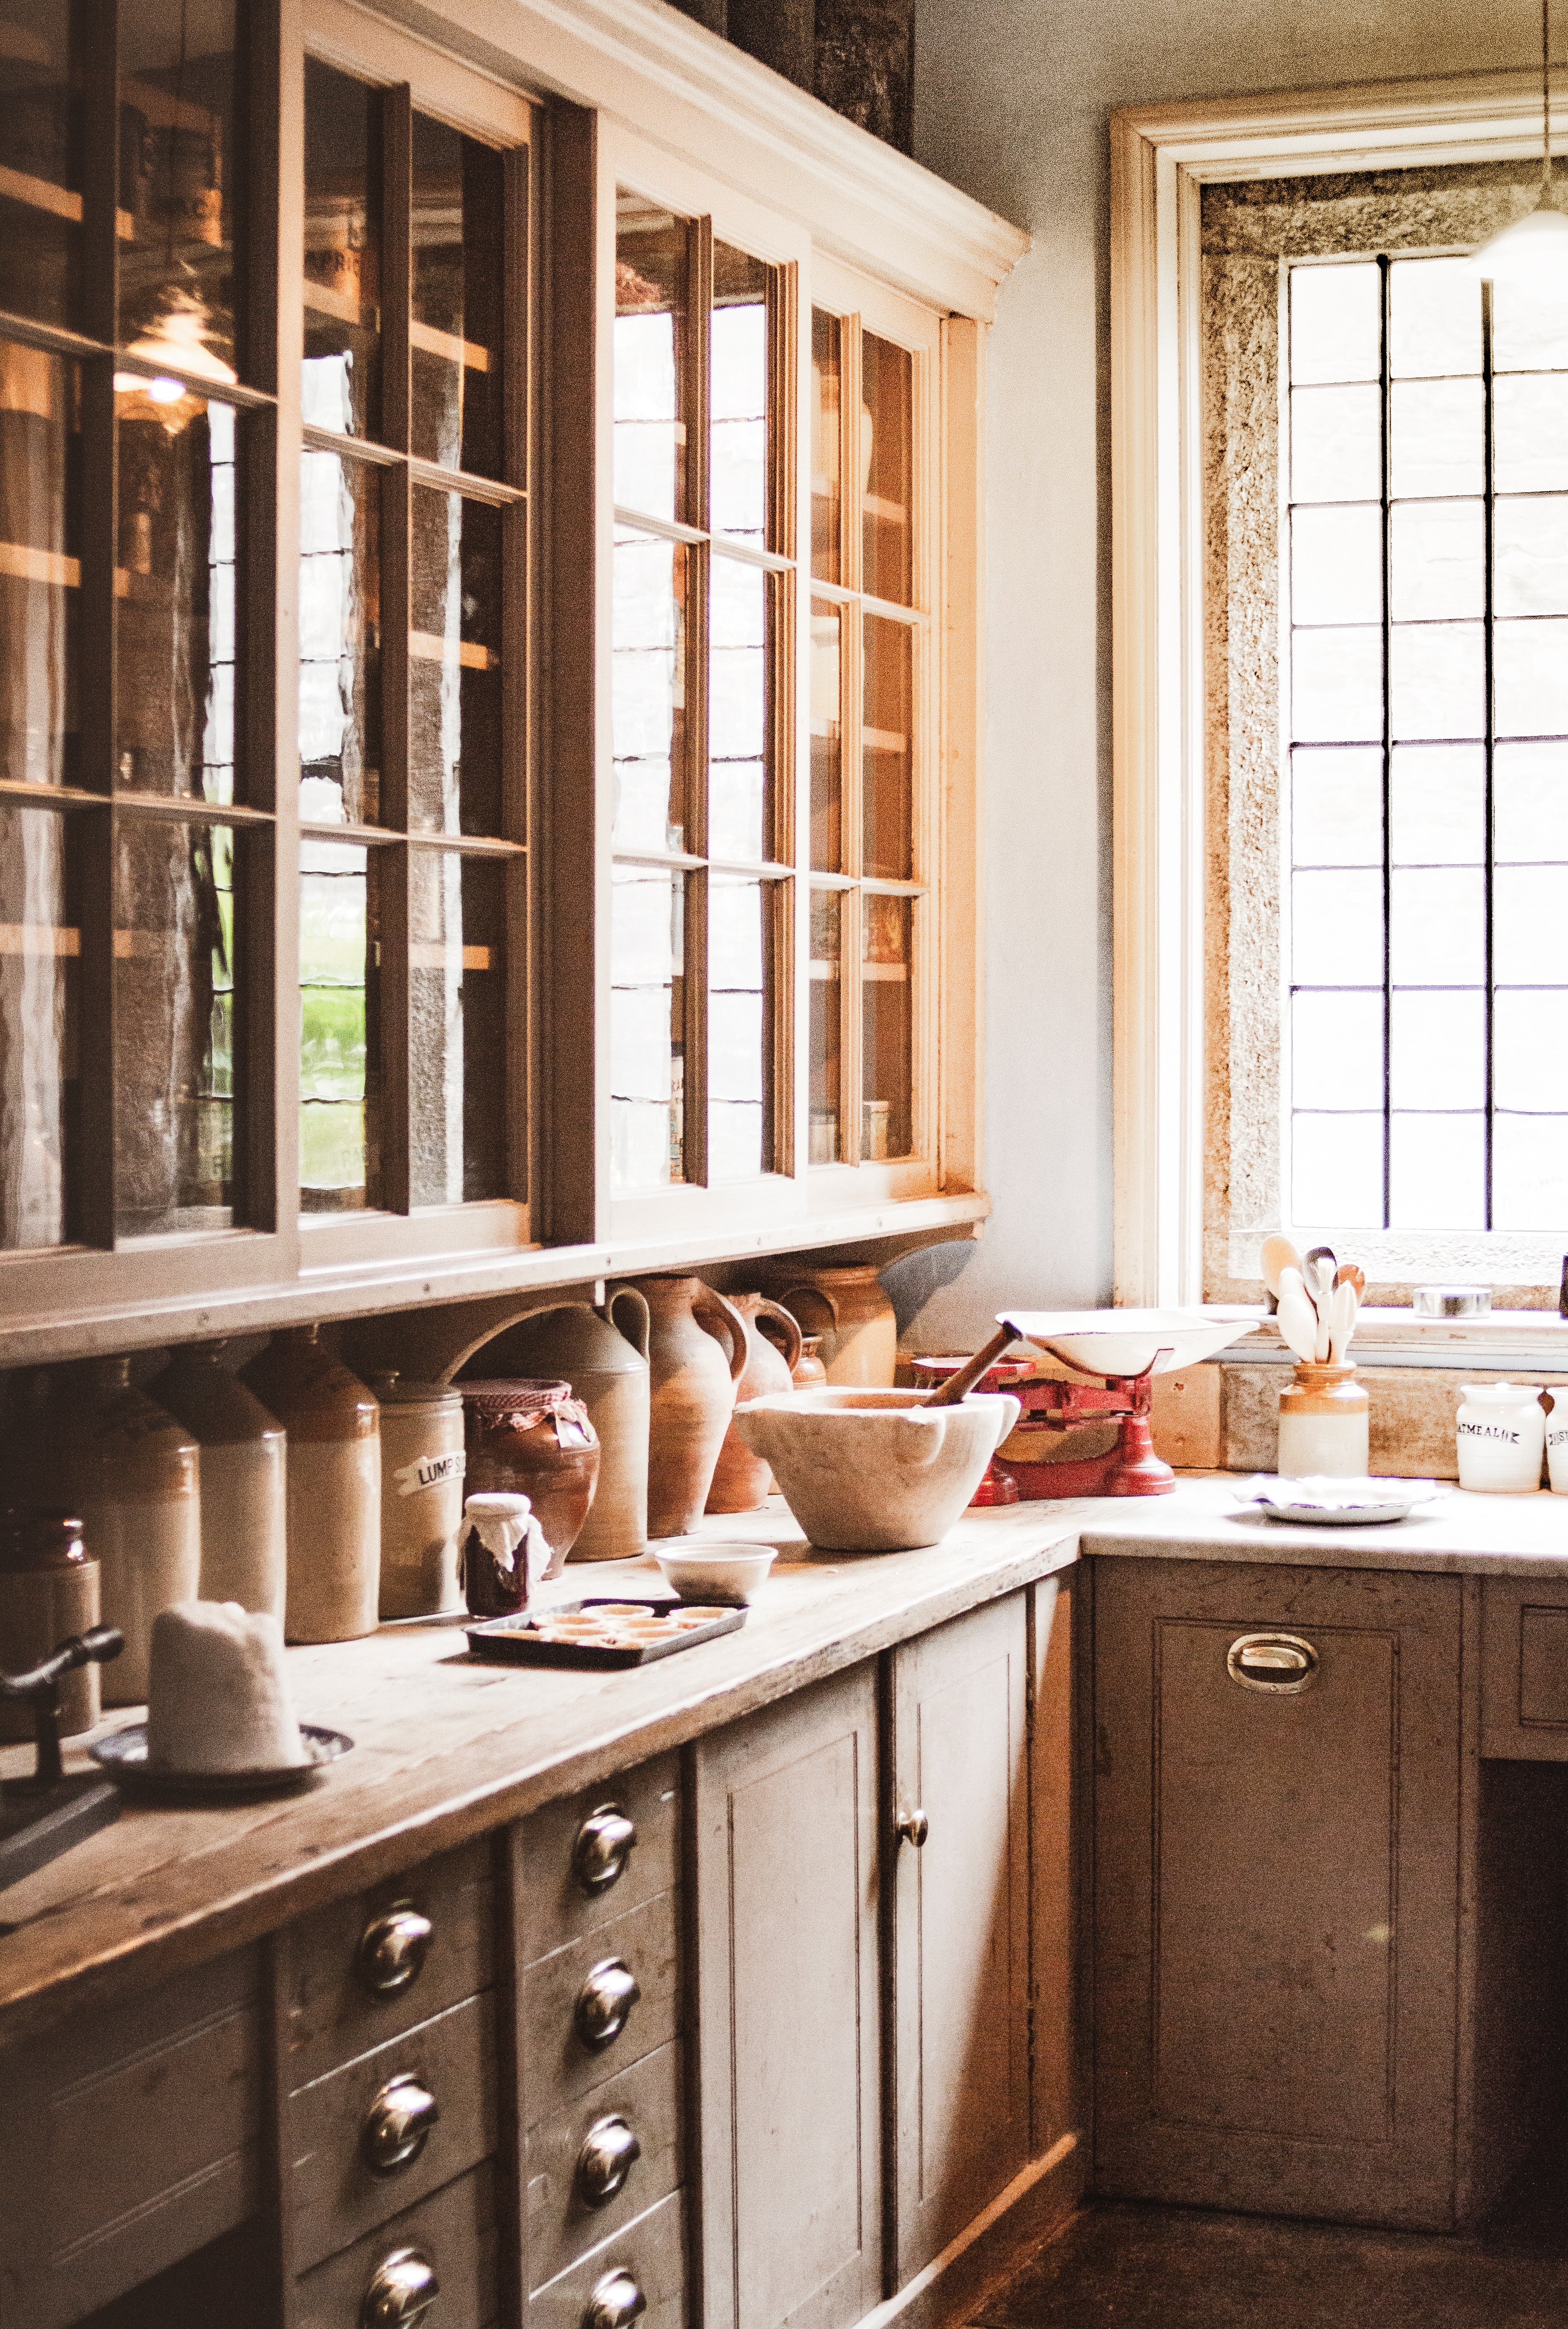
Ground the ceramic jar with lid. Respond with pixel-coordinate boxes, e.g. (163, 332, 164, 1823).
(148, 1342, 287, 1621)
(371, 1375, 466, 1617)
(1456, 1381, 1546, 1493)
(0, 1511, 100, 1740)
(1546, 1391, 1568, 1493)
(459, 1381, 600, 1575)
(240, 1328, 381, 1642)
(1276, 1361, 1370, 1479)
(475, 1293, 652, 1562)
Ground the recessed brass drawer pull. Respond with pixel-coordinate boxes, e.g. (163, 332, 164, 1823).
(575, 1957, 641, 2051)
(361, 2243, 439, 2326)
(576, 2112, 641, 2208)
(356, 1903, 435, 1997)
(583, 2266, 648, 2328)
(573, 1805, 637, 1895)
(362, 2072, 441, 2174)
(1226, 1633, 1320, 1694)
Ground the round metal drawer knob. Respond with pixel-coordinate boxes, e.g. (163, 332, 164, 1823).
(897, 1808, 929, 1849)
(575, 1957, 641, 2052)
(573, 1805, 637, 1896)
(576, 2112, 641, 2208)
(583, 2266, 647, 2329)
(362, 2073, 441, 2175)
(356, 1904, 434, 1997)
(361, 2244, 439, 2327)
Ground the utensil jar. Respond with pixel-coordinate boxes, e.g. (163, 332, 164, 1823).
(1276, 1362, 1369, 1479)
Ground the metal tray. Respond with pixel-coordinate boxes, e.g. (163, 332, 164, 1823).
(466, 1597, 746, 1668)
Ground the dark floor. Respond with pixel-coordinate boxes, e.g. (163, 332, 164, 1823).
(976, 2139, 1568, 2328)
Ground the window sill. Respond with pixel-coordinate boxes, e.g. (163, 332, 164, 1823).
(1225, 1308, 1568, 1370)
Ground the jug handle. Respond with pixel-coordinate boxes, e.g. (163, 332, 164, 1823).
(692, 1287, 749, 1384)
(604, 1285, 651, 1363)
(778, 1283, 836, 1341)
(751, 1298, 804, 1375)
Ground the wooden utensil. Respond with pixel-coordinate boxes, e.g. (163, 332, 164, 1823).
(1275, 1271, 1320, 1365)
(1260, 1235, 1304, 1299)
(1335, 1263, 1366, 1302)
(926, 1325, 1019, 1407)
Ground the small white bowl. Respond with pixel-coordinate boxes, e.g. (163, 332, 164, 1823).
(653, 1543, 778, 1607)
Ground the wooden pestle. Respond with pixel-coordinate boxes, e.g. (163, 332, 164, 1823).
(922, 1324, 1019, 1408)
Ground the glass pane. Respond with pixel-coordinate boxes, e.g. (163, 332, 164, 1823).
(862, 330, 912, 606)
(1390, 988, 1484, 1108)
(1495, 988, 1568, 1112)
(709, 556, 769, 862)
(1292, 504, 1381, 626)
(116, 815, 238, 1236)
(1495, 866, 1568, 983)
(712, 242, 768, 547)
(1293, 867, 1382, 985)
(612, 524, 686, 854)
(1495, 741, 1568, 862)
(1495, 616, 1568, 739)
(709, 872, 772, 1180)
(115, 387, 237, 802)
(411, 112, 505, 478)
(811, 309, 841, 583)
(1390, 378, 1483, 498)
(862, 891, 912, 1160)
(409, 848, 507, 1205)
(864, 612, 912, 878)
(610, 862, 683, 1189)
(0, 803, 75, 1246)
(809, 887, 841, 1163)
(1492, 278, 1568, 373)
(299, 446, 380, 827)
(1494, 1114, 1568, 1231)
(1390, 743, 1483, 867)
(1290, 384, 1380, 502)
(1288, 263, 1380, 386)
(1388, 257, 1479, 379)
(0, 0, 77, 327)
(1292, 989, 1382, 1111)
(410, 488, 503, 837)
(1494, 376, 1568, 494)
(810, 598, 842, 872)
(1495, 496, 1568, 619)
(1292, 746, 1382, 867)
(300, 836, 379, 1210)
(1391, 866, 1484, 984)
(1390, 1113, 1484, 1229)
(1390, 499, 1482, 621)
(1390, 622, 1483, 740)
(303, 60, 379, 441)
(1292, 627, 1382, 742)
(614, 196, 686, 526)
(118, 3, 239, 390)
(1292, 1112, 1382, 1228)
(0, 339, 77, 787)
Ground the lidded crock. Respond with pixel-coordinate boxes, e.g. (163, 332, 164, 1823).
(459, 1380, 599, 1575)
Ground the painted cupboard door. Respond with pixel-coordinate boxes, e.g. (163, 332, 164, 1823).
(1092, 1559, 1464, 2230)
(890, 1591, 1031, 2280)
(693, 1662, 882, 2329)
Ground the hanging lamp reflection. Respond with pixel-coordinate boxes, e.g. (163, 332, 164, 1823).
(113, 288, 238, 434)
(1475, 0, 1568, 286)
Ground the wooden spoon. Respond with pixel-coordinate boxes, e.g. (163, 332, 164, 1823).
(925, 1324, 1018, 1407)
(1260, 1235, 1305, 1300)
(1335, 1263, 1366, 1302)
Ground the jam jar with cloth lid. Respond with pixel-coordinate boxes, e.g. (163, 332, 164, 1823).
(460, 1491, 547, 1620)
(459, 1380, 600, 1576)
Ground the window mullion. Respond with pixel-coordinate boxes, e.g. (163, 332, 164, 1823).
(378, 87, 413, 1214)
(1378, 252, 1393, 1235)
(1482, 274, 1497, 1232)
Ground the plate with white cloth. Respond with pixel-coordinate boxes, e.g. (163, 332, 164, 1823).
(1232, 1476, 1446, 1526)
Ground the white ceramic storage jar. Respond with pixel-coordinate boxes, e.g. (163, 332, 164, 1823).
(1545, 1391, 1568, 1494)
(1455, 1381, 1546, 1493)
(372, 1375, 466, 1617)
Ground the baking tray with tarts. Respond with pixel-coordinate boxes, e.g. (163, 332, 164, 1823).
(465, 1596, 747, 1668)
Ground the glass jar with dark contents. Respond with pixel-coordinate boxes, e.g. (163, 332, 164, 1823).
(460, 1492, 535, 1620)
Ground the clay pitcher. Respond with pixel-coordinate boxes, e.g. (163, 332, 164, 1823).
(707, 1296, 803, 1514)
(469, 1291, 652, 1562)
(792, 1334, 829, 1389)
(623, 1277, 748, 1537)
(765, 1264, 897, 1386)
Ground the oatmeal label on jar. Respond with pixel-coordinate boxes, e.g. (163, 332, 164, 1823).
(393, 1450, 467, 1498)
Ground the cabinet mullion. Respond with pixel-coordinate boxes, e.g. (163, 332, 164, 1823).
(380, 86, 413, 454)
(381, 456, 413, 1211)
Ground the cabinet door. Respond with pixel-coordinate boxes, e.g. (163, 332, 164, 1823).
(1093, 1559, 1463, 2229)
(693, 1663, 882, 2329)
(890, 1592, 1030, 2279)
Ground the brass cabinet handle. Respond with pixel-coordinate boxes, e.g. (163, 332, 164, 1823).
(583, 2267, 647, 2329)
(576, 2113, 641, 2208)
(1226, 1632, 1320, 1694)
(362, 2072, 441, 2175)
(575, 1957, 641, 2051)
(361, 2245, 439, 2327)
(573, 1805, 637, 1895)
(356, 1904, 434, 1997)
(897, 1808, 929, 1849)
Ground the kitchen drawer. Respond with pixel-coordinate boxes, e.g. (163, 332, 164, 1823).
(518, 1753, 680, 1968)
(294, 2165, 498, 2329)
(525, 2038, 683, 2292)
(524, 1887, 679, 2126)
(1483, 1577, 1568, 1757)
(291, 1992, 496, 2272)
(284, 1836, 495, 2089)
(529, 2189, 687, 2329)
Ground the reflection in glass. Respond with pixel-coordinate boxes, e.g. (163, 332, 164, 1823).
(711, 243, 768, 545)
(303, 60, 379, 440)
(1292, 746, 1381, 867)
(612, 525, 686, 852)
(1289, 263, 1379, 386)
(709, 873, 770, 1180)
(0, 804, 74, 1247)
(1292, 504, 1381, 626)
(1293, 868, 1382, 985)
(1495, 496, 1568, 618)
(0, 339, 77, 787)
(1388, 257, 1479, 380)
(300, 837, 378, 1210)
(116, 388, 236, 801)
(610, 862, 683, 1189)
(411, 111, 505, 476)
(1390, 499, 1482, 622)
(1292, 989, 1382, 1112)
(1495, 741, 1568, 861)
(1390, 622, 1483, 740)
(811, 309, 841, 582)
(116, 816, 237, 1236)
(298, 446, 380, 825)
(1391, 1114, 1483, 1229)
(862, 330, 912, 606)
(1494, 1116, 1568, 1231)
(410, 488, 503, 836)
(0, 0, 78, 326)
(863, 613, 912, 878)
(1495, 616, 1568, 739)
(1390, 378, 1484, 497)
(1292, 627, 1381, 742)
(1495, 867, 1568, 983)
(1391, 866, 1484, 984)
(1289, 384, 1380, 503)
(1496, 989, 1568, 1111)
(709, 556, 769, 862)
(810, 599, 842, 870)
(809, 887, 841, 1163)
(1391, 989, 1483, 1109)
(1494, 376, 1568, 493)
(409, 848, 506, 1205)
(1292, 1113, 1382, 1228)
(1491, 279, 1568, 374)
(862, 890, 911, 1160)
(614, 197, 686, 525)
(117, 2, 239, 389)
(1389, 745, 1482, 866)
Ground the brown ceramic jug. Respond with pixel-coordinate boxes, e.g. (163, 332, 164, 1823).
(707, 1295, 803, 1514)
(762, 1263, 897, 1386)
(466, 1291, 651, 1562)
(791, 1334, 829, 1389)
(620, 1277, 748, 1537)
(459, 1381, 600, 1573)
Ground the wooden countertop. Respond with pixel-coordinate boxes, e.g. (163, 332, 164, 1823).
(0, 1501, 1079, 2053)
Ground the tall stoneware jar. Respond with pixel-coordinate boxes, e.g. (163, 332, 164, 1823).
(241, 1328, 380, 1642)
(0, 1511, 100, 1740)
(149, 1342, 287, 1621)
(459, 1381, 601, 1575)
(707, 1295, 802, 1514)
(57, 1357, 200, 1704)
(763, 1264, 896, 1387)
(473, 1291, 651, 1561)
(370, 1376, 466, 1617)
(623, 1278, 748, 1537)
